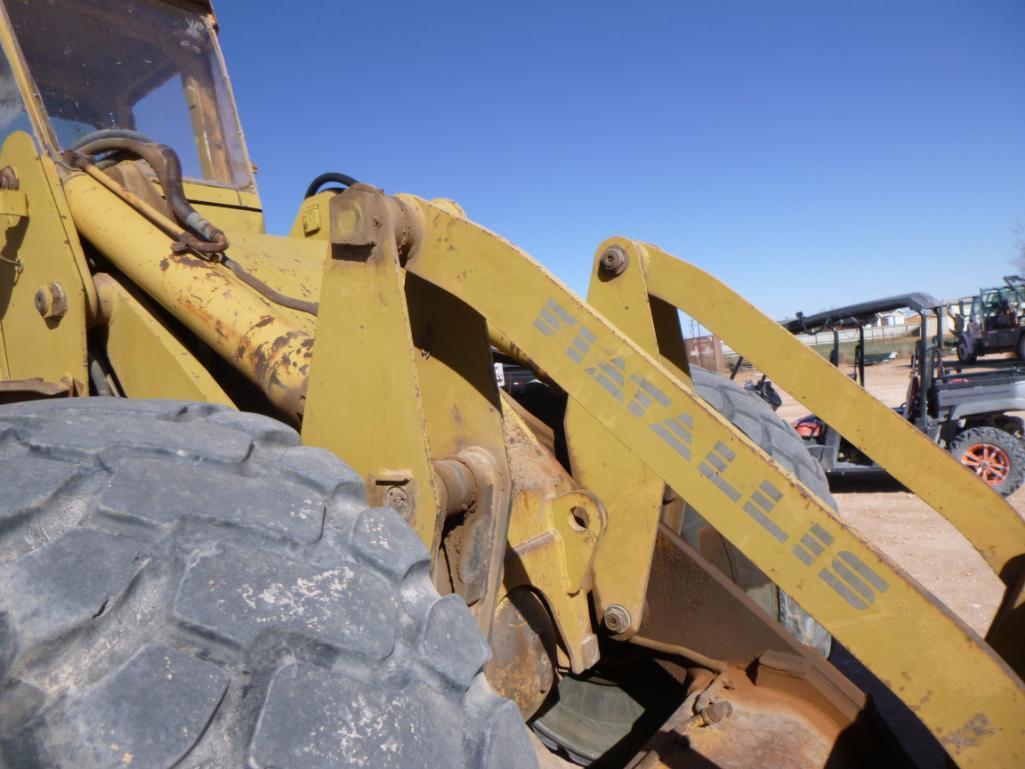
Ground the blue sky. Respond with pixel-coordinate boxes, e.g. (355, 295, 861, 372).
(214, 1, 1024, 320)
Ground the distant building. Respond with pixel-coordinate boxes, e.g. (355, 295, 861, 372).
(684, 334, 724, 373)
(874, 309, 907, 327)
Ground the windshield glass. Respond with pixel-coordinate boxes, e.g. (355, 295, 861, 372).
(4, 0, 252, 189)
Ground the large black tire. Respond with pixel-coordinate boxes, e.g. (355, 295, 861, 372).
(948, 425, 1025, 497)
(0, 398, 537, 769)
(683, 367, 836, 655)
(957, 335, 977, 363)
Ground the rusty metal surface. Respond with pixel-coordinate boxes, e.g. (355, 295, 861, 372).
(629, 526, 919, 768)
(501, 393, 603, 673)
(485, 588, 557, 718)
(0, 377, 72, 403)
(629, 670, 908, 769)
(434, 456, 479, 516)
(631, 687, 834, 769)
(65, 172, 312, 420)
(437, 448, 509, 621)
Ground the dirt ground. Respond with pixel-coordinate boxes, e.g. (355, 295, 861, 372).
(736, 357, 1024, 635)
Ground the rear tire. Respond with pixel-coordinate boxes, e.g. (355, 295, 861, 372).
(0, 398, 537, 769)
(949, 425, 1025, 496)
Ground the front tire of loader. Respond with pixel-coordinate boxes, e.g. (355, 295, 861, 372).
(0, 398, 538, 769)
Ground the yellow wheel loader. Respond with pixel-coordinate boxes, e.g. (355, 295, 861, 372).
(0, 2, 1022, 768)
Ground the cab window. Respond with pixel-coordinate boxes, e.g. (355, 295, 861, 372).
(4, 0, 253, 189)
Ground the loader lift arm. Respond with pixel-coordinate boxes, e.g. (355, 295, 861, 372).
(636, 244, 1025, 670)
(15, 0, 1024, 765)
(300, 186, 1025, 768)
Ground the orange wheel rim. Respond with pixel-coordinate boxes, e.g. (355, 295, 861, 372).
(960, 443, 1011, 486)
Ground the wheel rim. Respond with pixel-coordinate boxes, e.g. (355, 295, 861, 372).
(960, 443, 1011, 486)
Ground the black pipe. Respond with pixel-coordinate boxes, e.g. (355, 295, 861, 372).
(729, 355, 744, 381)
(919, 311, 929, 426)
(857, 326, 865, 386)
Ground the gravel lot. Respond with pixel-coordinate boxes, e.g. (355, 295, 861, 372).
(738, 358, 1024, 635)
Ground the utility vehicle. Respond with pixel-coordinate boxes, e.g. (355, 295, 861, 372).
(784, 294, 1025, 495)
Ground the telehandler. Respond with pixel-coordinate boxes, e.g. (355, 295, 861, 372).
(956, 276, 1025, 363)
(0, 2, 1022, 768)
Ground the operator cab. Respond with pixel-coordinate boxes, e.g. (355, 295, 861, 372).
(0, 0, 258, 216)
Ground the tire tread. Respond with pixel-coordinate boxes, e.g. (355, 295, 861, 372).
(0, 398, 537, 769)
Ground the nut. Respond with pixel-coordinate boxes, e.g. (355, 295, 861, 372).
(34, 282, 68, 321)
(603, 604, 631, 634)
(598, 246, 629, 277)
(384, 484, 409, 511)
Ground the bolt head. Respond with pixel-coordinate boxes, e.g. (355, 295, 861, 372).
(34, 282, 68, 321)
(603, 604, 631, 634)
(599, 246, 629, 277)
(384, 485, 410, 513)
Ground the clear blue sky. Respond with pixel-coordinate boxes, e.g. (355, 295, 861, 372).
(214, 1, 1024, 320)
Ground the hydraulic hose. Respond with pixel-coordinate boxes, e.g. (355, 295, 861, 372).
(65, 134, 228, 254)
(70, 128, 153, 148)
(65, 132, 320, 317)
(304, 171, 359, 199)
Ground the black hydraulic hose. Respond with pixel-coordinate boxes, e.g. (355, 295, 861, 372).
(70, 128, 154, 149)
(67, 131, 321, 317)
(304, 171, 359, 199)
(68, 136, 228, 253)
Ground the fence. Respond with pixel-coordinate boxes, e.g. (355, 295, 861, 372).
(680, 319, 926, 374)
(791, 323, 925, 349)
